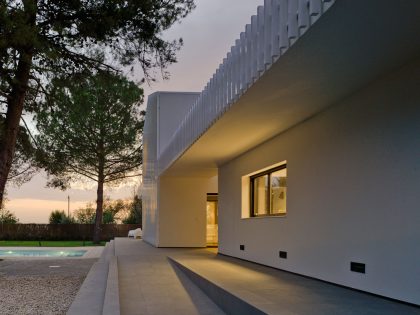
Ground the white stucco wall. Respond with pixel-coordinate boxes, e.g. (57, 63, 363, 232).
(142, 92, 199, 246)
(142, 94, 159, 246)
(158, 176, 218, 247)
(157, 92, 200, 157)
(218, 59, 420, 304)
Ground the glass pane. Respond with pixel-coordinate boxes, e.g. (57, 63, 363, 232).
(253, 175, 269, 216)
(206, 201, 218, 245)
(271, 168, 287, 215)
(206, 201, 218, 225)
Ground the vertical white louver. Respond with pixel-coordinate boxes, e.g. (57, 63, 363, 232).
(156, 0, 336, 175)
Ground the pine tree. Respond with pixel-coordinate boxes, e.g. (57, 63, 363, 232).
(36, 71, 144, 243)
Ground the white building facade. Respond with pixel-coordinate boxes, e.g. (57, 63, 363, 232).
(142, 0, 420, 305)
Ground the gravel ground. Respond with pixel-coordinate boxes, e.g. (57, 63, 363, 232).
(0, 258, 97, 315)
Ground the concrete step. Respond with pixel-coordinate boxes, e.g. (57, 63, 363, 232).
(67, 260, 109, 315)
(168, 253, 420, 315)
(99, 240, 114, 263)
(98, 242, 110, 263)
(68, 241, 121, 315)
(102, 256, 120, 315)
(168, 257, 265, 315)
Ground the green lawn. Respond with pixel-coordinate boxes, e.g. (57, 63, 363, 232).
(0, 240, 106, 247)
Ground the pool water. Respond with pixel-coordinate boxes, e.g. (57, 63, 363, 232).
(0, 249, 87, 257)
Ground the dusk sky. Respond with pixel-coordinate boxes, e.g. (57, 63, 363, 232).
(6, 0, 264, 223)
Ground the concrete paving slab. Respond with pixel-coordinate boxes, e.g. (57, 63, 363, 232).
(114, 238, 225, 315)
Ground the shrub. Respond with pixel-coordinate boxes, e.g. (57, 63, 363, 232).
(122, 196, 142, 225)
(0, 207, 19, 224)
(49, 210, 73, 224)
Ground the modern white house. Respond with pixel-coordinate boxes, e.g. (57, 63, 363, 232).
(142, 0, 420, 306)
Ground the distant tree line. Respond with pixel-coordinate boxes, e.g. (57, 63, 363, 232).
(49, 196, 142, 226)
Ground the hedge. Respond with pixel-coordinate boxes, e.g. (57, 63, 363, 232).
(0, 224, 141, 241)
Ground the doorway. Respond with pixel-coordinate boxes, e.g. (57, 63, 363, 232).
(206, 193, 218, 247)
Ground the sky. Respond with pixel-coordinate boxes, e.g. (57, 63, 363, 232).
(6, 0, 264, 223)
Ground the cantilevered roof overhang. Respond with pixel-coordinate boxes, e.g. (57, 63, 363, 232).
(159, 0, 420, 177)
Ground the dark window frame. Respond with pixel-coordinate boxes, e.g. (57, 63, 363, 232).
(250, 164, 287, 217)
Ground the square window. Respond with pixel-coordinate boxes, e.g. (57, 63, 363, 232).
(250, 164, 287, 217)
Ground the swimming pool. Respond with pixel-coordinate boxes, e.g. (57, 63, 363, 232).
(0, 249, 87, 257)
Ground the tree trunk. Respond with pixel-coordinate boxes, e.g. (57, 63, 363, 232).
(0, 0, 36, 208)
(93, 177, 104, 243)
(93, 167, 105, 244)
(0, 53, 33, 207)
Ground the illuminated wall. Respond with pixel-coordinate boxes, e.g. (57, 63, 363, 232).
(218, 58, 420, 305)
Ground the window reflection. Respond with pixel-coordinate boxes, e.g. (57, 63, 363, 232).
(271, 168, 287, 215)
(253, 175, 269, 215)
(251, 164, 287, 216)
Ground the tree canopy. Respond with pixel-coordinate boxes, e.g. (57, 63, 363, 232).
(0, 0, 195, 206)
(36, 70, 144, 242)
(73, 198, 132, 224)
(0, 0, 195, 87)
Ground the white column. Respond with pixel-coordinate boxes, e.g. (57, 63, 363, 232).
(271, 0, 280, 60)
(264, 0, 272, 66)
(222, 58, 227, 111)
(298, 0, 310, 34)
(233, 40, 241, 101)
(279, 0, 289, 53)
(288, 0, 298, 41)
(309, 0, 321, 16)
(209, 76, 214, 123)
(215, 68, 220, 116)
(257, 6, 265, 73)
(251, 15, 258, 81)
(227, 51, 233, 105)
(245, 24, 253, 88)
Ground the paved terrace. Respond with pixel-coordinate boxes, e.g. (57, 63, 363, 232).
(69, 238, 420, 315)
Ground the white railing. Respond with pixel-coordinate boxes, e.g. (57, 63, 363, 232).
(158, 0, 336, 175)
